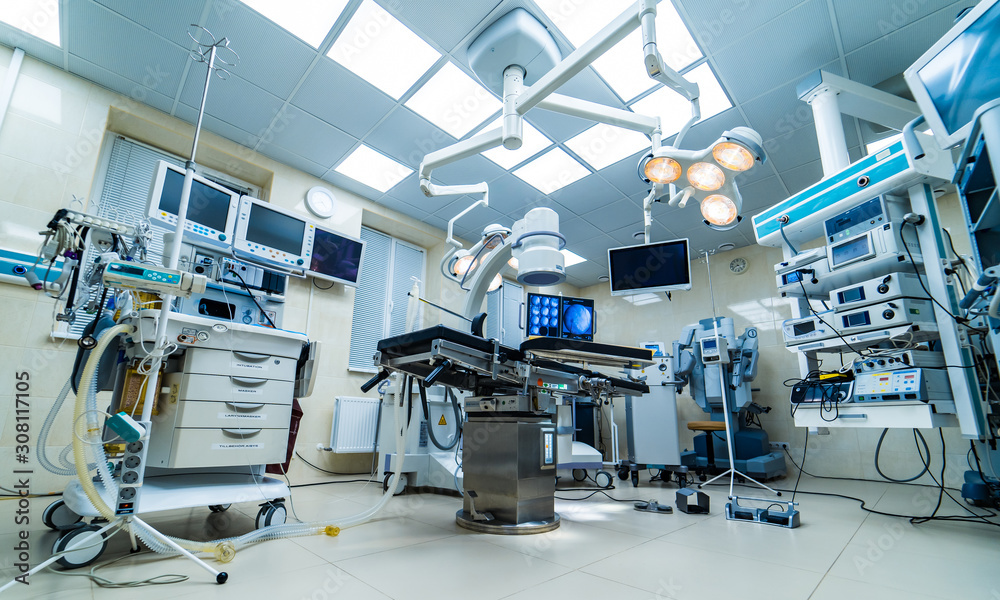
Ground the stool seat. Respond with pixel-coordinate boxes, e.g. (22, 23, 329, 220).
(687, 421, 726, 432)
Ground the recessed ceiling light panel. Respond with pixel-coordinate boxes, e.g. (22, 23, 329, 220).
(566, 123, 650, 170)
(335, 144, 413, 193)
(0, 0, 60, 46)
(405, 62, 501, 138)
(512, 148, 590, 194)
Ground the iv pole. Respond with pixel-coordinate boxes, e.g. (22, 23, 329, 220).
(697, 250, 779, 499)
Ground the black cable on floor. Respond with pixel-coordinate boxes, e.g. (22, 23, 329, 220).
(295, 451, 375, 477)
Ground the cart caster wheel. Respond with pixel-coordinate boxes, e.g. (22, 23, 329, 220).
(698, 474, 707, 482)
(595, 470, 613, 489)
(617, 468, 629, 481)
(42, 499, 83, 531)
(383, 473, 408, 496)
(217, 572, 229, 584)
(53, 525, 107, 568)
(209, 504, 231, 513)
(630, 471, 639, 487)
(572, 469, 588, 482)
(775, 491, 782, 497)
(255, 501, 287, 529)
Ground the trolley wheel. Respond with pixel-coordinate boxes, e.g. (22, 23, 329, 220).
(255, 501, 287, 529)
(617, 468, 629, 481)
(42, 499, 83, 531)
(630, 470, 639, 488)
(382, 473, 408, 496)
(209, 504, 231, 513)
(52, 525, 107, 569)
(572, 469, 588, 482)
(595, 470, 613, 489)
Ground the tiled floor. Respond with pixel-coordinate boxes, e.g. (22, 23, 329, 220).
(3, 474, 1000, 599)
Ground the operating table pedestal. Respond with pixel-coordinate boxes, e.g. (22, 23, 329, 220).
(457, 415, 559, 535)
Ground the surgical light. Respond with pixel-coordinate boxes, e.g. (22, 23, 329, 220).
(701, 194, 739, 228)
(637, 126, 765, 231)
(712, 142, 755, 172)
(687, 162, 725, 191)
(452, 251, 476, 276)
(644, 156, 681, 184)
(488, 273, 503, 292)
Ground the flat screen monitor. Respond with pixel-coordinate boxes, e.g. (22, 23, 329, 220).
(560, 296, 595, 341)
(526, 293, 596, 341)
(233, 196, 314, 272)
(608, 238, 692, 296)
(308, 225, 365, 286)
(146, 161, 240, 251)
(905, 0, 1000, 149)
(526, 293, 561, 338)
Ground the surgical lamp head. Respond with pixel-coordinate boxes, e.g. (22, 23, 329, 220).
(638, 127, 765, 231)
(511, 207, 566, 286)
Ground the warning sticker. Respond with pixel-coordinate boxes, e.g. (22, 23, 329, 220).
(212, 443, 263, 450)
(438, 415, 447, 426)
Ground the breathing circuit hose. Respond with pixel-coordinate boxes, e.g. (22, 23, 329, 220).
(72, 323, 410, 562)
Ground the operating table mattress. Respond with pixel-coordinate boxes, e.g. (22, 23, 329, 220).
(376, 325, 524, 361)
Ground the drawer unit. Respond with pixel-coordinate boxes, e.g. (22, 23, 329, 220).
(162, 372, 294, 406)
(147, 426, 288, 468)
(182, 347, 297, 381)
(157, 397, 292, 430)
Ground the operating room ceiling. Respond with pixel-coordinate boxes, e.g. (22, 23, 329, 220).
(0, 0, 976, 287)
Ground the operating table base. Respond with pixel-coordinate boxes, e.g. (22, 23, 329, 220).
(457, 417, 560, 535)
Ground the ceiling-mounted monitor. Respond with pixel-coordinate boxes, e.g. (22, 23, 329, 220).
(308, 224, 365, 286)
(904, 0, 1000, 149)
(233, 197, 314, 273)
(146, 160, 240, 251)
(608, 238, 692, 296)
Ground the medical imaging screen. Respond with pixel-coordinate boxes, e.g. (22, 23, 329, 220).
(310, 228, 364, 284)
(159, 168, 231, 232)
(245, 203, 306, 255)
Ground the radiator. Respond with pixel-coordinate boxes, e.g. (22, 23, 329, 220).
(330, 396, 380, 453)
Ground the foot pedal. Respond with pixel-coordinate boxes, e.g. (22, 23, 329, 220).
(725, 495, 800, 528)
(633, 500, 673, 514)
(675, 488, 710, 514)
(466, 491, 494, 522)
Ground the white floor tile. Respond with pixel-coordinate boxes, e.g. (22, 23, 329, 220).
(480, 518, 649, 569)
(808, 575, 943, 600)
(499, 571, 656, 600)
(581, 539, 824, 600)
(291, 516, 457, 562)
(336, 536, 570, 600)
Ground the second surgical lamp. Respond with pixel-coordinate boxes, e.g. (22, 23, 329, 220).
(638, 127, 766, 230)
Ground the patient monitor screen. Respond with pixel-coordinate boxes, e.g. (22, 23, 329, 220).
(309, 227, 364, 286)
(608, 238, 691, 295)
(245, 203, 306, 255)
(158, 168, 232, 232)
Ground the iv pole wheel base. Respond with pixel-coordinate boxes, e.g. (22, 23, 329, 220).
(217, 572, 229, 584)
(455, 510, 560, 535)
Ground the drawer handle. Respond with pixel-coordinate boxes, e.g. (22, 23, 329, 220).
(230, 376, 267, 386)
(838, 414, 867, 420)
(232, 351, 271, 362)
(222, 428, 262, 437)
(225, 402, 265, 410)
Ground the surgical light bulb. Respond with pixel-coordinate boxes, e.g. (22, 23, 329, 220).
(644, 156, 681, 184)
(687, 162, 725, 191)
(507, 256, 519, 269)
(488, 273, 503, 292)
(701, 194, 738, 226)
(452, 254, 476, 276)
(713, 142, 755, 171)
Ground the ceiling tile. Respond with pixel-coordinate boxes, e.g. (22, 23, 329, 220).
(832, 0, 973, 52)
(652, 202, 705, 233)
(257, 143, 328, 178)
(710, 0, 838, 104)
(382, 0, 501, 52)
(292, 58, 396, 138)
(266, 105, 357, 168)
(204, 0, 316, 98)
(599, 154, 653, 197)
(669, 109, 747, 152)
(779, 159, 825, 195)
(739, 62, 843, 141)
(738, 175, 788, 214)
(549, 174, 625, 215)
(485, 174, 544, 216)
(581, 199, 645, 233)
(679, 224, 749, 256)
(65, 1, 189, 98)
(558, 217, 604, 247)
(177, 72, 284, 136)
(392, 176, 464, 214)
(365, 106, 456, 169)
(434, 155, 506, 186)
(67, 56, 175, 115)
(94, 0, 208, 47)
(844, 4, 970, 86)
(675, 0, 804, 54)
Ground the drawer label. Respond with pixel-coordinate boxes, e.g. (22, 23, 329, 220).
(212, 443, 264, 450)
(235, 363, 267, 371)
(219, 413, 266, 420)
(235, 388, 260, 394)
